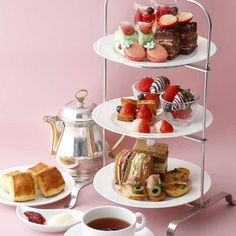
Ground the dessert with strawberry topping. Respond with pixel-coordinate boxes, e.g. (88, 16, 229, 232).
(113, 21, 138, 56)
(136, 105, 153, 123)
(136, 21, 154, 46)
(134, 3, 155, 25)
(160, 86, 199, 126)
(130, 118, 151, 133)
(117, 102, 137, 122)
(158, 14, 177, 29)
(152, 119, 174, 133)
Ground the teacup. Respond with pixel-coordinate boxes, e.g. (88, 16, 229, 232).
(81, 205, 146, 236)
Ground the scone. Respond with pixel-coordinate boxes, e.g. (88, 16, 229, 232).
(27, 162, 49, 176)
(36, 167, 65, 197)
(0, 170, 21, 192)
(8, 172, 37, 202)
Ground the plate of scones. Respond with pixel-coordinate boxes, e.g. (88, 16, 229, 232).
(0, 162, 75, 206)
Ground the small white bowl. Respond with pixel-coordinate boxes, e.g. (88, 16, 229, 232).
(16, 205, 83, 233)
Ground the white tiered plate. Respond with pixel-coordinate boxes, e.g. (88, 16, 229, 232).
(93, 159, 211, 208)
(93, 35, 216, 68)
(92, 97, 213, 139)
(0, 165, 75, 206)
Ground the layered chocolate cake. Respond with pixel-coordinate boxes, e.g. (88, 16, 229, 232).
(176, 22, 198, 55)
(154, 28, 180, 60)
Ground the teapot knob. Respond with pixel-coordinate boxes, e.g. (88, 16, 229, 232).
(74, 89, 88, 105)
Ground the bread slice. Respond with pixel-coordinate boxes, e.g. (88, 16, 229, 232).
(148, 192, 166, 201)
(27, 162, 49, 176)
(165, 181, 190, 197)
(0, 170, 21, 192)
(119, 184, 146, 201)
(36, 167, 65, 197)
(8, 172, 37, 202)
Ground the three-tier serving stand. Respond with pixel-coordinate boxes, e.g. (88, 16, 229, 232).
(92, 0, 236, 235)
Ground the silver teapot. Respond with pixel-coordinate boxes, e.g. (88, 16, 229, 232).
(44, 89, 104, 178)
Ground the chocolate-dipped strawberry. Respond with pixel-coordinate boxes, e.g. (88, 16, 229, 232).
(172, 89, 194, 111)
(150, 76, 170, 93)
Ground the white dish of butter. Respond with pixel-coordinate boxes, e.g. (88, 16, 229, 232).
(16, 205, 83, 233)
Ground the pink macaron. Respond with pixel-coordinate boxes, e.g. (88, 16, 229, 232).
(146, 44, 168, 62)
(124, 42, 146, 62)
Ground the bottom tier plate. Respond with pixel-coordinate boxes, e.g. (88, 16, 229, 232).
(93, 158, 211, 208)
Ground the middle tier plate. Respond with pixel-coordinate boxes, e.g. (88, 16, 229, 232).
(92, 97, 213, 139)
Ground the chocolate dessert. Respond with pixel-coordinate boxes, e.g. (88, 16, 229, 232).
(176, 22, 198, 55)
(154, 28, 180, 60)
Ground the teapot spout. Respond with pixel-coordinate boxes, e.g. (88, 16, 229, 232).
(43, 116, 63, 156)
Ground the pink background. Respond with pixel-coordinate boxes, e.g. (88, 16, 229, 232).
(0, 0, 235, 235)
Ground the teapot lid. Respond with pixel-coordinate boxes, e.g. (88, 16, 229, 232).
(59, 89, 96, 123)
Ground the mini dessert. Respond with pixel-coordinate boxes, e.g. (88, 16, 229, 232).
(130, 118, 150, 133)
(8, 172, 37, 202)
(153, 120, 174, 133)
(124, 41, 146, 61)
(137, 100, 157, 115)
(156, 5, 178, 19)
(145, 41, 168, 62)
(150, 76, 170, 93)
(136, 21, 154, 46)
(133, 139, 168, 175)
(134, 5, 155, 25)
(172, 89, 194, 111)
(113, 21, 138, 56)
(136, 105, 153, 123)
(165, 181, 190, 197)
(117, 103, 136, 122)
(146, 174, 166, 201)
(35, 166, 65, 197)
(164, 167, 190, 183)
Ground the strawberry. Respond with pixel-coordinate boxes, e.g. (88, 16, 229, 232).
(156, 6, 171, 19)
(142, 12, 155, 23)
(138, 77, 154, 92)
(134, 9, 142, 25)
(144, 93, 160, 108)
(171, 108, 192, 119)
(158, 14, 177, 29)
(137, 22, 152, 34)
(160, 120, 173, 133)
(176, 11, 193, 24)
(136, 105, 153, 123)
(137, 119, 150, 133)
(119, 103, 136, 117)
(162, 85, 181, 102)
(120, 21, 135, 35)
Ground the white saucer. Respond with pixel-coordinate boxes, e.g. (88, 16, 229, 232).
(64, 223, 154, 236)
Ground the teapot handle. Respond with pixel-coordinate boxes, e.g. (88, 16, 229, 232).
(74, 89, 88, 105)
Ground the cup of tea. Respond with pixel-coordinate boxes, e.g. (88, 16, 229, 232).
(81, 205, 146, 236)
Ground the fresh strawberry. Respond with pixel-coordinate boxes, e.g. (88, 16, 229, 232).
(162, 85, 181, 102)
(138, 77, 154, 92)
(160, 120, 173, 133)
(136, 105, 153, 123)
(137, 119, 150, 133)
(119, 103, 136, 117)
(137, 22, 152, 34)
(134, 9, 142, 24)
(156, 6, 171, 19)
(142, 12, 155, 23)
(171, 108, 192, 119)
(158, 14, 177, 29)
(120, 21, 135, 35)
(176, 11, 193, 24)
(144, 93, 160, 108)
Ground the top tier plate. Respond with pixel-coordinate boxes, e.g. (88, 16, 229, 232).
(93, 35, 216, 69)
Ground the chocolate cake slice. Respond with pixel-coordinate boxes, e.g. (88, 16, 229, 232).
(176, 22, 198, 55)
(154, 28, 180, 60)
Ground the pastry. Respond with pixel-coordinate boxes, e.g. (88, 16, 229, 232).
(120, 98, 137, 106)
(130, 118, 150, 133)
(137, 100, 157, 115)
(165, 181, 190, 197)
(8, 172, 37, 202)
(164, 167, 190, 183)
(136, 105, 153, 123)
(133, 139, 168, 174)
(27, 162, 49, 176)
(0, 170, 21, 192)
(117, 103, 136, 122)
(36, 167, 65, 197)
(113, 21, 138, 56)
